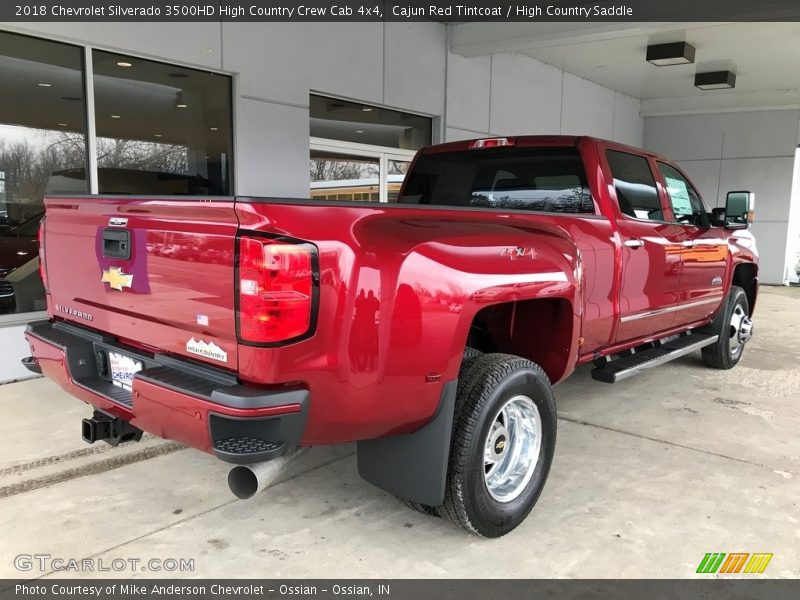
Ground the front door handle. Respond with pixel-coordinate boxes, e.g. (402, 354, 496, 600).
(623, 239, 644, 249)
(681, 240, 696, 247)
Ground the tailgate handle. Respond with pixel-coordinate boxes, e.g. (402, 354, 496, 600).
(102, 228, 131, 260)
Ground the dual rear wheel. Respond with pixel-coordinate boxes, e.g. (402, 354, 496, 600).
(400, 286, 753, 536)
(401, 352, 557, 538)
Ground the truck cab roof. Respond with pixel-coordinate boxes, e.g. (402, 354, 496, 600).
(420, 135, 669, 163)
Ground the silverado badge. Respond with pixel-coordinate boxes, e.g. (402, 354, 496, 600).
(101, 267, 134, 291)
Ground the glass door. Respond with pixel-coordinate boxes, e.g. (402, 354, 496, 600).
(310, 148, 380, 202)
(310, 138, 416, 203)
(386, 156, 412, 202)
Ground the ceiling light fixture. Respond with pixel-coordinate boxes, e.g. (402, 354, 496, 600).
(37, 82, 52, 87)
(116, 61, 133, 68)
(355, 130, 364, 134)
(694, 70, 736, 90)
(646, 41, 695, 66)
(362, 107, 373, 112)
(175, 91, 188, 109)
(209, 127, 219, 131)
(154, 134, 162, 137)
(58, 123, 68, 127)
(111, 114, 121, 119)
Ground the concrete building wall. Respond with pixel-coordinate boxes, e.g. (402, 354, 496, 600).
(7, 22, 643, 195)
(644, 110, 800, 285)
(444, 51, 644, 147)
(0, 23, 643, 382)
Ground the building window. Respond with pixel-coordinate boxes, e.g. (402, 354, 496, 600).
(0, 31, 236, 320)
(309, 95, 431, 203)
(91, 50, 233, 195)
(0, 31, 87, 315)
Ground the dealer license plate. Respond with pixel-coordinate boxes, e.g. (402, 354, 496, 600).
(108, 352, 143, 391)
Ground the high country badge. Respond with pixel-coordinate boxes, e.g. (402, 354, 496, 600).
(101, 267, 133, 291)
(186, 338, 228, 363)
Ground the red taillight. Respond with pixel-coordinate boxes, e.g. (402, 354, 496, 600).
(237, 236, 314, 344)
(469, 137, 515, 149)
(37, 218, 48, 292)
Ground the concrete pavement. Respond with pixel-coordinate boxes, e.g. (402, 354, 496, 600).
(0, 286, 797, 578)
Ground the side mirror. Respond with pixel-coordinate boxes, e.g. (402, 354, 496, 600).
(724, 191, 755, 229)
(709, 207, 726, 227)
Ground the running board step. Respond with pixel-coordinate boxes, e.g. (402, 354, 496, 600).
(591, 333, 718, 384)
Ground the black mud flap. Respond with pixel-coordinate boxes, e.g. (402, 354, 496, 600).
(356, 380, 456, 506)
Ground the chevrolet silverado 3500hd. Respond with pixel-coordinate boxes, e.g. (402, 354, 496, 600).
(24, 136, 758, 537)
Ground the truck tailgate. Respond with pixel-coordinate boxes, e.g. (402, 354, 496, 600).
(43, 196, 239, 370)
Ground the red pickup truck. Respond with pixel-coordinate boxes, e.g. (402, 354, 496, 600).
(24, 136, 758, 537)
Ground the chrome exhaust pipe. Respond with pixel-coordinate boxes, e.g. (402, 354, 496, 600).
(227, 447, 309, 499)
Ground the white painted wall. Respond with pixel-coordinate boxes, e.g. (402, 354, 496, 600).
(0, 24, 642, 382)
(5, 23, 642, 196)
(444, 51, 644, 147)
(226, 21, 448, 198)
(0, 322, 41, 383)
(787, 147, 800, 284)
(644, 110, 800, 285)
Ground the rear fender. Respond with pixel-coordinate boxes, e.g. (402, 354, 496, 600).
(446, 239, 581, 384)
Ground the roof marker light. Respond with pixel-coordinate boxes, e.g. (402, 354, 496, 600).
(469, 137, 515, 149)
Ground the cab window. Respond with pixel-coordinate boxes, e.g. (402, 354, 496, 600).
(399, 147, 595, 214)
(656, 162, 708, 227)
(605, 150, 663, 221)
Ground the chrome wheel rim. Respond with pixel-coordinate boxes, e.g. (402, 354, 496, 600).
(483, 395, 542, 503)
(728, 304, 752, 356)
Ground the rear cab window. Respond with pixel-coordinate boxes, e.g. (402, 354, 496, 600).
(605, 150, 663, 221)
(398, 146, 595, 214)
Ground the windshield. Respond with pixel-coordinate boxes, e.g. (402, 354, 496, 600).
(399, 146, 595, 214)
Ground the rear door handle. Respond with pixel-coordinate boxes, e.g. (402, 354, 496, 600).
(623, 239, 644, 249)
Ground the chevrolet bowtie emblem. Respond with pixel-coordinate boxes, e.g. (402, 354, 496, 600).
(101, 267, 133, 291)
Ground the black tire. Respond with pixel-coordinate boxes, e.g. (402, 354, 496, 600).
(701, 286, 750, 369)
(396, 497, 441, 518)
(441, 353, 557, 537)
(463, 346, 483, 362)
(460, 347, 483, 378)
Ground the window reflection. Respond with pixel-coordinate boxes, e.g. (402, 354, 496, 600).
(0, 31, 86, 315)
(310, 95, 431, 150)
(92, 50, 232, 195)
(387, 159, 410, 202)
(310, 151, 381, 202)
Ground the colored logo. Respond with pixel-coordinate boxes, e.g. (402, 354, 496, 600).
(101, 267, 134, 291)
(186, 338, 228, 363)
(696, 552, 772, 574)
